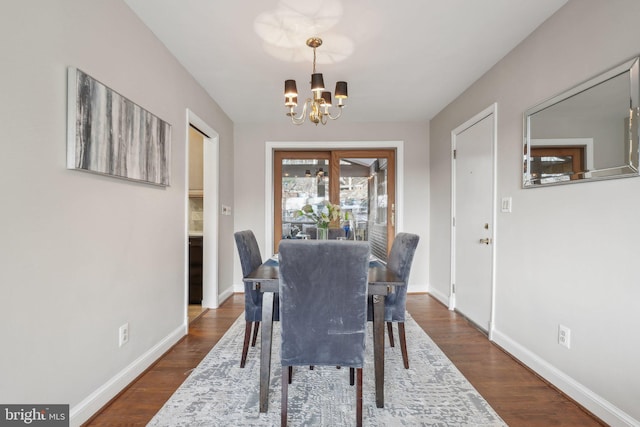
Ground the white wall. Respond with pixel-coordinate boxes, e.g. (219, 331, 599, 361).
(233, 121, 429, 292)
(0, 1, 234, 425)
(429, 1, 640, 425)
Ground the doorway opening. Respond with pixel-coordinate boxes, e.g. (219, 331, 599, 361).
(186, 110, 219, 326)
(188, 126, 206, 323)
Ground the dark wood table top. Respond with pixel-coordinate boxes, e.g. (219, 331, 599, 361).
(244, 257, 404, 294)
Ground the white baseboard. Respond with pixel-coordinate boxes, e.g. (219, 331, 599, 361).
(426, 287, 450, 307)
(407, 282, 428, 293)
(491, 329, 639, 427)
(218, 287, 234, 304)
(69, 325, 186, 427)
(202, 287, 236, 309)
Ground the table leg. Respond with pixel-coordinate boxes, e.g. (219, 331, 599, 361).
(372, 294, 385, 408)
(259, 291, 275, 413)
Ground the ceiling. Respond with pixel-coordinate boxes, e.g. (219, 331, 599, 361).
(123, 0, 568, 124)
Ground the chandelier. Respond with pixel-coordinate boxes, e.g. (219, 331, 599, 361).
(284, 37, 348, 125)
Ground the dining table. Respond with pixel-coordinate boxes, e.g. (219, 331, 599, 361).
(243, 253, 405, 413)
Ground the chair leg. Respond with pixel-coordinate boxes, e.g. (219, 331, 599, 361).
(240, 321, 252, 368)
(356, 368, 363, 427)
(281, 366, 289, 427)
(350, 368, 355, 386)
(398, 322, 409, 369)
(251, 321, 260, 347)
(288, 366, 293, 384)
(387, 322, 395, 347)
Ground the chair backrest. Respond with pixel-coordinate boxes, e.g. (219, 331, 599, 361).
(387, 233, 420, 283)
(234, 230, 263, 277)
(278, 240, 370, 367)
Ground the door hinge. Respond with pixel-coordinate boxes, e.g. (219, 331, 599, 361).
(452, 217, 456, 227)
(452, 283, 456, 293)
(453, 149, 457, 159)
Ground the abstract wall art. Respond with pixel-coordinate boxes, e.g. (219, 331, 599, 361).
(67, 67, 171, 186)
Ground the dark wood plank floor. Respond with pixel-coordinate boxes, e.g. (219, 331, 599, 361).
(84, 293, 604, 426)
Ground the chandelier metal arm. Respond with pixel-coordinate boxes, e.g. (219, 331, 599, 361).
(325, 106, 344, 121)
(288, 99, 310, 125)
(288, 100, 345, 125)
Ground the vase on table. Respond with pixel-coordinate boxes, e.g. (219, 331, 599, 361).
(317, 226, 328, 240)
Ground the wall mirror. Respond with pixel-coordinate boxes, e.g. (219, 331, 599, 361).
(523, 56, 640, 187)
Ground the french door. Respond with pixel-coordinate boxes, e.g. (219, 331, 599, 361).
(274, 150, 396, 259)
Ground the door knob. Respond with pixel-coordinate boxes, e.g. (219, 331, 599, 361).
(479, 238, 492, 245)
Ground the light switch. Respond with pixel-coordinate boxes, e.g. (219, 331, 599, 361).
(221, 205, 232, 216)
(501, 197, 512, 213)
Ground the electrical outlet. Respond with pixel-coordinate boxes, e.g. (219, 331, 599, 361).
(558, 324, 570, 349)
(119, 323, 129, 347)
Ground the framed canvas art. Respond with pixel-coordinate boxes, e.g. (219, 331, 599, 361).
(67, 67, 171, 186)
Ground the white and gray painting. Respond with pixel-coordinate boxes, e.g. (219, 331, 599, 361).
(68, 68, 171, 186)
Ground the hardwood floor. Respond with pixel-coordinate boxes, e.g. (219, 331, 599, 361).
(188, 304, 207, 323)
(84, 293, 604, 426)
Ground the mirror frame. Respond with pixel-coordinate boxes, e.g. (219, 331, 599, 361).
(523, 56, 640, 188)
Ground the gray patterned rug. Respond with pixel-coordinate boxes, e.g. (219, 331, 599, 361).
(147, 313, 506, 426)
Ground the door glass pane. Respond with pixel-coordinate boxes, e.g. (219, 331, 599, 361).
(338, 159, 370, 240)
(281, 157, 329, 239)
(275, 150, 394, 256)
(339, 158, 388, 261)
(371, 159, 389, 261)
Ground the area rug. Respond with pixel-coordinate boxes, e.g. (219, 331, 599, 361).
(147, 313, 506, 426)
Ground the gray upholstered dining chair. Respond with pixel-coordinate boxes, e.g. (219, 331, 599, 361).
(278, 240, 369, 427)
(234, 230, 279, 368)
(368, 232, 419, 369)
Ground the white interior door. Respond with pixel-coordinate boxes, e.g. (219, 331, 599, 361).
(452, 106, 496, 333)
